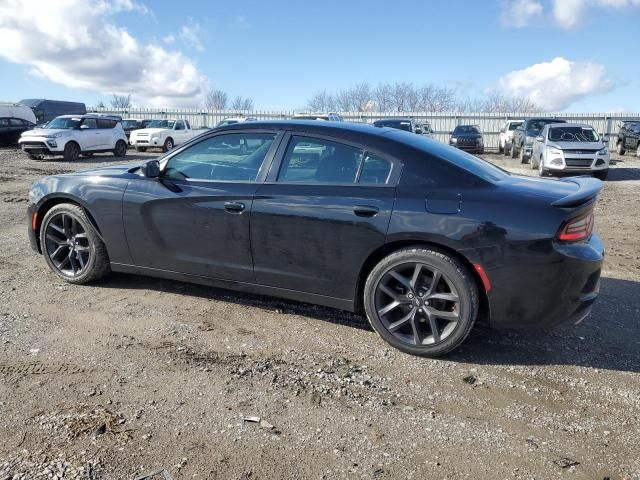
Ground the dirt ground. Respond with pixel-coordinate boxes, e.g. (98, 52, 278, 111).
(1, 146, 639, 480)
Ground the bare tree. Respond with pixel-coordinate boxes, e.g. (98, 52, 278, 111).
(205, 89, 228, 109)
(96, 100, 105, 109)
(418, 84, 456, 111)
(373, 83, 393, 112)
(231, 96, 254, 110)
(110, 94, 131, 109)
(306, 90, 336, 111)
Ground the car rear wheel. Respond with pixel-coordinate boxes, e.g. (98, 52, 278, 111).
(113, 140, 127, 157)
(364, 248, 478, 357)
(498, 139, 503, 153)
(40, 203, 110, 284)
(503, 141, 510, 156)
(162, 137, 174, 153)
(63, 142, 80, 162)
(519, 144, 528, 163)
(616, 141, 625, 155)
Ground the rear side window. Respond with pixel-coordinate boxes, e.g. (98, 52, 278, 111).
(9, 118, 25, 126)
(278, 136, 393, 185)
(97, 119, 116, 129)
(0, 118, 8, 127)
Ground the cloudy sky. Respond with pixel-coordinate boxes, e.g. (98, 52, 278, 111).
(0, 0, 638, 111)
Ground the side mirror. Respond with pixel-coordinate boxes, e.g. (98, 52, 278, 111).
(141, 159, 160, 178)
(536, 135, 544, 142)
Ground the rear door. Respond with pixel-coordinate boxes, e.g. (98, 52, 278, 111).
(250, 133, 398, 301)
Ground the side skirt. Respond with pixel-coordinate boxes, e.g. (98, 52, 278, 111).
(110, 263, 355, 312)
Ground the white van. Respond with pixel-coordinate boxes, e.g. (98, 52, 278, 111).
(0, 103, 38, 124)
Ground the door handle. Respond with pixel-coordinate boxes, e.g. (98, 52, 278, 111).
(224, 201, 246, 213)
(353, 205, 379, 217)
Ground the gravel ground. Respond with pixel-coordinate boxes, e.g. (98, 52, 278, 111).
(0, 146, 639, 480)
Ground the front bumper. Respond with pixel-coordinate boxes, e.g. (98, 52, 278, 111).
(486, 233, 604, 329)
(451, 143, 484, 153)
(545, 152, 609, 172)
(19, 136, 65, 154)
(130, 136, 162, 147)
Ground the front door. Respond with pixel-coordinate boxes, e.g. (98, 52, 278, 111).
(251, 134, 397, 300)
(122, 130, 281, 281)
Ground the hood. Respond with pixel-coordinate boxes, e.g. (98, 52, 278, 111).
(21, 128, 70, 137)
(131, 128, 167, 136)
(64, 163, 140, 178)
(549, 141, 604, 150)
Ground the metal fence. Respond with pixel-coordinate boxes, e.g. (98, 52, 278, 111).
(91, 108, 640, 150)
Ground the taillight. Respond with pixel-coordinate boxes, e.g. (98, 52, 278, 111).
(556, 209, 594, 242)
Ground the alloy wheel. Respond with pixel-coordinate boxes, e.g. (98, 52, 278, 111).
(374, 262, 460, 346)
(43, 212, 91, 277)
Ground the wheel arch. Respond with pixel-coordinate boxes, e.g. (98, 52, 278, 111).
(354, 239, 490, 324)
(33, 195, 104, 253)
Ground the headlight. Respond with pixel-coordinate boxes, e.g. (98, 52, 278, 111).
(150, 135, 159, 140)
(450, 138, 457, 144)
(598, 147, 608, 155)
(525, 136, 534, 145)
(549, 148, 563, 155)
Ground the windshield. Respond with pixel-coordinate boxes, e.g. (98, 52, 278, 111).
(147, 120, 175, 128)
(527, 119, 563, 133)
(453, 125, 480, 134)
(508, 122, 523, 130)
(549, 127, 599, 142)
(47, 117, 81, 129)
(122, 120, 139, 128)
(216, 120, 239, 127)
(375, 120, 412, 131)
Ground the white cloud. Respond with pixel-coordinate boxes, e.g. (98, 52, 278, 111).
(163, 34, 176, 45)
(178, 19, 205, 52)
(499, 0, 543, 27)
(0, 0, 209, 107)
(551, 0, 640, 28)
(498, 57, 614, 111)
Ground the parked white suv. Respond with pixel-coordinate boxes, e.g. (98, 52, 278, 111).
(19, 114, 127, 161)
(498, 119, 523, 154)
(531, 123, 610, 180)
(129, 119, 199, 152)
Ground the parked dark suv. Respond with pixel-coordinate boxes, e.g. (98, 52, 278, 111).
(449, 125, 484, 154)
(511, 118, 566, 163)
(0, 117, 35, 146)
(616, 121, 640, 155)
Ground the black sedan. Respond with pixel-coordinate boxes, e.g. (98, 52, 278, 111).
(449, 125, 484, 154)
(27, 121, 604, 357)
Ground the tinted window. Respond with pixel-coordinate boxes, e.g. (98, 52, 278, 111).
(278, 136, 363, 184)
(122, 120, 140, 128)
(508, 122, 523, 130)
(175, 121, 185, 130)
(527, 119, 565, 132)
(9, 118, 25, 126)
(0, 118, 8, 127)
(97, 119, 116, 129)
(374, 120, 412, 132)
(358, 154, 391, 184)
(81, 118, 97, 129)
(147, 120, 175, 128)
(164, 133, 276, 182)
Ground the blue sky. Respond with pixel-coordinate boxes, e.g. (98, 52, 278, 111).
(0, 0, 639, 111)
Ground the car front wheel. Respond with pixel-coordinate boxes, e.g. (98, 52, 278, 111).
(364, 247, 478, 357)
(520, 144, 528, 163)
(162, 137, 174, 152)
(40, 203, 110, 284)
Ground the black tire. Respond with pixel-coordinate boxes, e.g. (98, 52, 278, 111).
(135, 146, 147, 152)
(113, 140, 127, 157)
(63, 142, 80, 162)
(363, 247, 479, 357)
(530, 154, 538, 169)
(27, 153, 42, 160)
(594, 170, 608, 181)
(616, 141, 625, 155)
(519, 143, 528, 163)
(498, 140, 503, 154)
(162, 137, 174, 153)
(503, 141, 510, 156)
(479, 147, 484, 155)
(510, 141, 517, 158)
(39, 203, 110, 284)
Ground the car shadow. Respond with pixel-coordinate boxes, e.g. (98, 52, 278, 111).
(606, 166, 640, 182)
(97, 273, 371, 331)
(447, 276, 640, 373)
(95, 273, 640, 373)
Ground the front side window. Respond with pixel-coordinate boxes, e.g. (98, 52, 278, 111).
(164, 133, 276, 182)
(80, 118, 97, 129)
(508, 122, 523, 130)
(175, 121, 185, 131)
(47, 117, 81, 129)
(9, 118, 24, 126)
(0, 118, 9, 127)
(278, 136, 363, 184)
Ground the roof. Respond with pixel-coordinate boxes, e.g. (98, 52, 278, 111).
(215, 119, 391, 136)
(547, 122, 595, 129)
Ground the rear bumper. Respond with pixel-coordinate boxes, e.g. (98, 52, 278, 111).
(486, 233, 604, 329)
